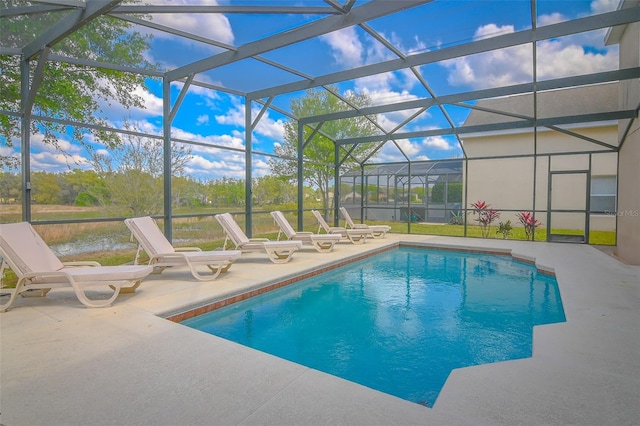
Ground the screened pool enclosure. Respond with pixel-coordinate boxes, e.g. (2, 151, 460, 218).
(340, 160, 463, 226)
(1, 0, 638, 256)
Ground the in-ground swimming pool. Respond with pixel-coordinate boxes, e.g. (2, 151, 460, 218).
(182, 247, 566, 407)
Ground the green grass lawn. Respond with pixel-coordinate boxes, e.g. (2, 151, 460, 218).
(383, 221, 615, 244)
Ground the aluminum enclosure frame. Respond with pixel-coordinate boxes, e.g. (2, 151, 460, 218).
(1, 0, 639, 241)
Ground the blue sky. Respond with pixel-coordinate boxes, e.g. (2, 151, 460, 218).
(16, 0, 621, 181)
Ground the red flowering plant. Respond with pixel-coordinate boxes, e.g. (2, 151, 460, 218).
(516, 211, 542, 240)
(470, 201, 500, 238)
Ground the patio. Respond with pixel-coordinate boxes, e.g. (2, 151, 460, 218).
(1, 235, 638, 425)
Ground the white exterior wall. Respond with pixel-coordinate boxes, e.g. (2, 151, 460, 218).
(615, 20, 640, 265)
(537, 125, 619, 153)
(463, 126, 618, 234)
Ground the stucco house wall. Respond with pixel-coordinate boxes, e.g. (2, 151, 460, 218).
(609, 13, 640, 265)
(462, 124, 618, 233)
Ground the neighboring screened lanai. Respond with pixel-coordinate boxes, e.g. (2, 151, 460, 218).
(1, 0, 639, 261)
(340, 160, 463, 227)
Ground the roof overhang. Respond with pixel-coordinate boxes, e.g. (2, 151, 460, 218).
(605, 0, 640, 45)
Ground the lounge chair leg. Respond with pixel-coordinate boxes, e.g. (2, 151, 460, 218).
(151, 266, 167, 274)
(209, 261, 232, 274)
(72, 283, 121, 309)
(111, 280, 143, 294)
(0, 284, 22, 312)
(266, 250, 294, 264)
(190, 264, 223, 281)
(347, 235, 367, 244)
(312, 241, 335, 253)
(20, 288, 52, 297)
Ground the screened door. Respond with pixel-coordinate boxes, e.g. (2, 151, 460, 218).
(548, 171, 589, 243)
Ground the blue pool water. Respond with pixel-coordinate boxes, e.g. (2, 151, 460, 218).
(182, 247, 565, 407)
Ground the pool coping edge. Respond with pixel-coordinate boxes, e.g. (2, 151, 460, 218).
(164, 240, 556, 323)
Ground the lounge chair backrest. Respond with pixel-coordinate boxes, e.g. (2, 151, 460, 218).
(0, 222, 64, 274)
(312, 210, 331, 232)
(339, 207, 356, 228)
(271, 211, 296, 239)
(217, 213, 250, 245)
(124, 216, 175, 257)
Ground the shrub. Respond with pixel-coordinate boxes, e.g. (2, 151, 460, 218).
(516, 212, 542, 240)
(470, 200, 500, 238)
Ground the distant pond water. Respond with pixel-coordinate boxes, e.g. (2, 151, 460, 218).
(50, 235, 196, 258)
(51, 237, 136, 258)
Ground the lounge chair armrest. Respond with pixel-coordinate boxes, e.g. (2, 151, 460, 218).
(149, 253, 190, 262)
(22, 270, 72, 280)
(63, 261, 101, 267)
(174, 247, 202, 252)
(248, 238, 270, 242)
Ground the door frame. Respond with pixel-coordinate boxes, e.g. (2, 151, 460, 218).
(547, 169, 591, 243)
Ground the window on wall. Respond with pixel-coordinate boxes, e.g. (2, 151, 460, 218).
(590, 175, 617, 214)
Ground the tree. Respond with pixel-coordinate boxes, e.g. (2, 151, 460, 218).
(0, 172, 21, 203)
(172, 176, 205, 208)
(0, 1, 155, 168)
(31, 171, 62, 204)
(206, 177, 245, 208)
(62, 169, 103, 206)
(252, 175, 297, 207)
(268, 87, 380, 213)
(89, 122, 192, 216)
(431, 182, 462, 204)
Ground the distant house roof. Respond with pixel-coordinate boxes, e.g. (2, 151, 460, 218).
(462, 82, 619, 128)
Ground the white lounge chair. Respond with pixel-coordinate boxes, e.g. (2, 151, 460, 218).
(339, 207, 391, 239)
(0, 222, 153, 312)
(124, 216, 241, 281)
(214, 213, 302, 263)
(270, 211, 341, 253)
(311, 210, 370, 244)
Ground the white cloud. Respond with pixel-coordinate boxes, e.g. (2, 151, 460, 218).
(0, 144, 16, 157)
(474, 23, 515, 40)
(196, 114, 209, 125)
(170, 128, 253, 179)
(373, 139, 428, 163)
(321, 28, 432, 134)
(441, 19, 618, 90)
(369, 134, 463, 163)
(149, 0, 234, 46)
(96, 84, 164, 121)
(172, 127, 245, 151)
(185, 152, 245, 179)
(538, 12, 565, 26)
(321, 27, 420, 91)
(590, 0, 619, 14)
(31, 133, 82, 155)
(171, 77, 224, 101)
(183, 145, 271, 180)
(320, 27, 363, 67)
(31, 151, 89, 172)
(0, 143, 19, 168)
(350, 83, 433, 133)
(536, 40, 616, 79)
(214, 100, 285, 140)
(422, 136, 453, 150)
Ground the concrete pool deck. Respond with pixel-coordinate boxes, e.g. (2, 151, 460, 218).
(1, 235, 638, 425)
